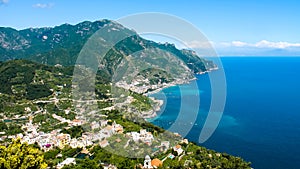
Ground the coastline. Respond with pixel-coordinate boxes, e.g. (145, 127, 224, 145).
(142, 67, 219, 120)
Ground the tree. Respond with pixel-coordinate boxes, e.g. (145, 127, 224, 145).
(0, 139, 47, 169)
(0, 122, 8, 131)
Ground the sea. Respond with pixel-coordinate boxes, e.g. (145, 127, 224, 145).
(149, 57, 300, 169)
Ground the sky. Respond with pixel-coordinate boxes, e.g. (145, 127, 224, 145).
(1, 0, 300, 56)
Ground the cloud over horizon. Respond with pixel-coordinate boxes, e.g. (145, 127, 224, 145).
(181, 40, 300, 56)
(214, 40, 300, 56)
(220, 40, 300, 49)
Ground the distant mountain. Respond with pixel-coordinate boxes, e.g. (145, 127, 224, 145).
(0, 20, 216, 74)
(0, 20, 112, 64)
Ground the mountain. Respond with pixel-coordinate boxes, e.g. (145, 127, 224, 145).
(0, 20, 111, 64)
(0, 20, 216, 74)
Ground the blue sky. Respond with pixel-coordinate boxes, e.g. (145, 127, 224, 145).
(1, 0, 300, 56)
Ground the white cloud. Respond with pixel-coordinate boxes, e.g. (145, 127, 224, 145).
(221, 40, 300, 49)
(254, 40, 300, 48)
(215, 40, 300, 56)
(0, 0, 9, 5)
(231, 41, 248, 47)
(32, 3, 54, 8)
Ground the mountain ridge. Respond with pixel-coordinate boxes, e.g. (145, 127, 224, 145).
(0, 19, 216, 75)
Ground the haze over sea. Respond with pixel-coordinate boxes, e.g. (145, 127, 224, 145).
(150, 57, 300, 169)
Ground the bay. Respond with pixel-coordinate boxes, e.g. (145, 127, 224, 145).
(150, 57, 300, 169)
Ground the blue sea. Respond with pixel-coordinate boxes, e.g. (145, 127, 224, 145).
(149, 57, 300, 169)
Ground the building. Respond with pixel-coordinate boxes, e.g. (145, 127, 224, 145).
(112, 121, 123, 133)
(57, 158, 76, 169)
(71, 119, 83, 126)
(99, 139, 109, 148)
(143, 155, 163, 169)
(151, 158, 163, 168)
(100, 125, 115, 137)
(100, 120, 108, 127)
(181, 138, 189, 145)
(131, 132, 140, 142)
(130, 129, 154, 145)
(91, 121, 100, 130)
(56, 134, 71, 149)
(102, 163, 117, 169)
(143, 155, 153, 169)
(173, 145, 184, 156)
(160, 141, 170, 152)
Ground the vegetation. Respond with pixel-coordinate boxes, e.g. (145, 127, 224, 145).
(0, 20, 250, 168)
(61, 126, 84, 138)
(0, 139, 47, 169)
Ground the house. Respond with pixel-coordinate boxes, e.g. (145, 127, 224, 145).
(70, 138, 86, 148)
(37, 133, 53, 151)
(102, 163, 117, 169)
(144, 132, 154, 145)
(129, 129, 154, 144)
(184, 160, 193, 167)
(56, 134, 71, 149)
(81, 134, 93, 147)
(181, 139, 189, 144)
(115, 138, 121, 143)
(131, 132, 140, 142)
(112, 121, 123, 133)
(160, 141, 170, 151)
(173, 145, 184, 156)
(91, 121, 100, 130)
(56, 158, 76, 169)
(99, 120, 108, 127)
(99, 139, 109, 148)
(100, 125, 115, 137)
(71, 119, 83, 126)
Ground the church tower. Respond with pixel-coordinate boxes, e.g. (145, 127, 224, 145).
(143, 155, 153, 168)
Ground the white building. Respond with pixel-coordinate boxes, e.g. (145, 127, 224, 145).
(91, 121, 100, 130)
(99, 120, 108, 127)
(160, 141, 170, 151)
(129, 129, 154, 145)
(143, 155, 153, 169)
(57, 158, 76, 169)
(173, 145, 184, 156)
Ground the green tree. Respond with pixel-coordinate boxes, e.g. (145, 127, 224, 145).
(0, 139, 47, 169)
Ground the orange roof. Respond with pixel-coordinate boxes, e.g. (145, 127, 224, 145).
(151, 158, 163, 167)
(81, 149, 89, 154)
(175, 145, 181, 149)
(100, 140, 108, 145)
(105, 125, 113, 130)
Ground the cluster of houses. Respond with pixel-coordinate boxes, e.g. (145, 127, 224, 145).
(127, 129, 154, 145)
(18, 115, 125, 151)
(9, 107, 192, 169)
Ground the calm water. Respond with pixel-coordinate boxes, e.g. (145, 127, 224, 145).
(150, 57, 300, 169)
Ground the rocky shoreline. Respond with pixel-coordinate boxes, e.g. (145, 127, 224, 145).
(141, 67, 219, 119)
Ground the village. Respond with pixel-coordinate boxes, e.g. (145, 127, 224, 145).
(0, 84, 190, 169)
(5, 110, 190, 169)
